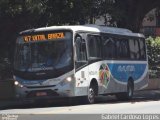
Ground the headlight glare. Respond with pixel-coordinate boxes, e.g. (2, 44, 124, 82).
(14, 81, 19, 86)
(14, 81, 24, 88)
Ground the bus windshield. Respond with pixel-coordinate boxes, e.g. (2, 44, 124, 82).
(14, 31, 73, 79)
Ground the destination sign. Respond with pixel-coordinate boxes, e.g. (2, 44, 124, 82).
(23, 32, 65, 42)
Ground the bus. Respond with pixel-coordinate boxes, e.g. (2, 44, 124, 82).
(13, 25, 148, 104)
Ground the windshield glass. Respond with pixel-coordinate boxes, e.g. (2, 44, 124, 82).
(14, 31, 73, 79)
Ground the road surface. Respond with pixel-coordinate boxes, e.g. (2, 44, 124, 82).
(1, 90, 160, 114)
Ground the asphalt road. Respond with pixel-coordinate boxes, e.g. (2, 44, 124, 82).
(0, 90, 160, 120)
(1, 90, 160, 115)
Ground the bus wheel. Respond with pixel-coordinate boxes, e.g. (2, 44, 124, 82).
(86, 85, 96, 104)
(126, 80, 134, 100)
(116, 80, 134, 100)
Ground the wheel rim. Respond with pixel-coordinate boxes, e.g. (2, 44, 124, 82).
(88, 88, 95, 103)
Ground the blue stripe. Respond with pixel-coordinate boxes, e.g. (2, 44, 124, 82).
(107, 63, 147, 82)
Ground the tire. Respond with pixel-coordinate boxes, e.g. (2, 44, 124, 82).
(116, 80, 134, 100)
(85, 85, 96, 104)
(127, 80, 134, 99)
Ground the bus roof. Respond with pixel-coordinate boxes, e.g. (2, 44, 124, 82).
(20, 25, 145, 38)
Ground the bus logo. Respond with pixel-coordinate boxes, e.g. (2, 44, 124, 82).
(99, 64, 110, 87)
(118, 65, 135, 72)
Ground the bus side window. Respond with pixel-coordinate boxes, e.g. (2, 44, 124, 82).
(129, 39, 141, 60)
(88, 35, 102, 58)
(129, 39, 135, 59)
(75, 36, 87, 69)
(139, 38, 146, 60)
(115, 38, 130, 60)
(134, 40, 140, 60)
(102, 36, 116, 59)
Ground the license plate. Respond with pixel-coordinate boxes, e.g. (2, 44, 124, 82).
(36, 92, 47, 96)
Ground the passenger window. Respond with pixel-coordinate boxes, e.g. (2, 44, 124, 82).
(102, 36, 116, 59)
(129, 39, 141, 60)
(134, 40, 140, 59)
(116, 39, 129, 59)
(139, 39, 146, 60)
(129, 39, 135, 59)
(88, 35, 102, 58)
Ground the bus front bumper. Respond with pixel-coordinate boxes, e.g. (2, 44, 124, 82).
(14, 81, 75, 100)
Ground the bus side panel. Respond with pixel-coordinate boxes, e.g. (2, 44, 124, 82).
(106, 61, 149, 93)
(87, 61, 126, 95)
(99, 61, 127, 94)
(74, 60, 148, 96)
(74, 66, 89, 96)
(87, 61, 149, 95)
(134, 74, 149, 90)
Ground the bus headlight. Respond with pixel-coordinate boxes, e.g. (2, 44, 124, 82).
(14, 81, 24, 88)
(66, 77, 72, 82)
(14, 81, 19, 85)
(60, 77, 73, 86)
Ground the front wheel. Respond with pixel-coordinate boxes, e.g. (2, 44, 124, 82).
(87, 86, 96, 104)
(82, 85, 96, 104)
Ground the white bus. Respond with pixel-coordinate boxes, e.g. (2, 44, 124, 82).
(13, 25, 148, 104)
